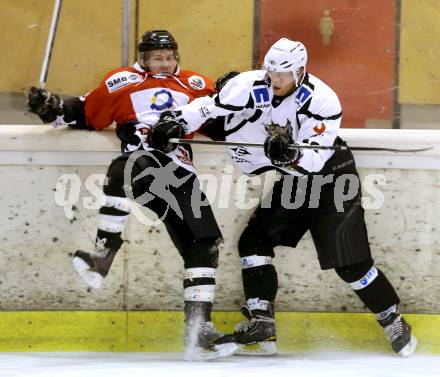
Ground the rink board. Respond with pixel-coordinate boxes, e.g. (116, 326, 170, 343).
(0, 311, 439, 354)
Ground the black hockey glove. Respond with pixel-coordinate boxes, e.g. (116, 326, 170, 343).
(214, 71, 240, 92)
(264, 125, 302, 167)
(147, 117, 185, 153)
(27, 86, 64, 123)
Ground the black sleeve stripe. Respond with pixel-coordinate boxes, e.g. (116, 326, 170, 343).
(298, 98, 342, 121)
(214, 94, 245, 111)
(224, 118, 247, 136)
(252, 80, 268, 86)
(246, 94, 254, 109)
(249, 166, 278, 175)
(301, 110, 342, 121)
(224, 109, 262, 136)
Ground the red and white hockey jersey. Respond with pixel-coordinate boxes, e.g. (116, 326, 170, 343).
(81, 62, 214, 171)
(84, 63, 214, 130)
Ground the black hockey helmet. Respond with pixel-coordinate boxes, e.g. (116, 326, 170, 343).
(138, 30, 178, 53)
(138, 30, 180, 72)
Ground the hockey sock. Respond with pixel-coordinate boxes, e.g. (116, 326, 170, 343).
(336, 263, 400, 314)
(376, 304, 399, 321)
(95, 195, 131, 252)
(183, 267, 216, 322)
(245, 298, 275, 317)
(238, 224, 277, 302)
(184, 301, 213, 323)
(241, 257, 278, 302)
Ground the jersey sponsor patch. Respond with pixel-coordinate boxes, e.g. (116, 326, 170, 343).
(295, 85, 312, 107)
(130, 88, 190, 120)
(198, 106, 212, 118)
(188, 75, 206, 90)
(253, 86, 270, 109)
(231, 147, 251, 156)
(150, 89, 174, 111)
(230, 147, 252, 164)
(106, 71, 143, 93)
(350, 266, 378, 290)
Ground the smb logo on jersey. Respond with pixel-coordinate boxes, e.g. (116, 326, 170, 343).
(106, 72, 143, 93)
(253, 87, 270, 109)
(150, 89, 173, 111)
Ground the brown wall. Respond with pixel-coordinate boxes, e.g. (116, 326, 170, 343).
(0, 0, 254, 96)
(258, 0, 396, 128)
(1, 0, 439, 125)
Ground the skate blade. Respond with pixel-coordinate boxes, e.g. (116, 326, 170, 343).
(184, 343, 238, 361)
(72, 257, 103, 289)
(235, 341, 278, 356)
(398, 335, 418, 357)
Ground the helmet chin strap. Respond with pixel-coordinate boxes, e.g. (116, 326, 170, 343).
(294, 69, 306, 87)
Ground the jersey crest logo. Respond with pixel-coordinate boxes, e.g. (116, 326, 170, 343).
(253, 87, 270, 104)
(313, 123, 326, 134)
(150, 89, 174, 111)
(188, 75, 206, 90)
(265, 119, 292, 137)
(295, 85, 312, 107)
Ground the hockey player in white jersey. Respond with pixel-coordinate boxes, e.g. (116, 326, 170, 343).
(148, 38, 418, 357)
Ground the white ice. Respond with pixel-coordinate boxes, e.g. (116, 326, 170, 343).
(0, 352, 439, 377)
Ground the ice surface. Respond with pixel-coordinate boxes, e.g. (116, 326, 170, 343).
(0, 352, 439, 377)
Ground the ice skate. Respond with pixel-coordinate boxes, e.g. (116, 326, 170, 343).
(184, 318, 238, 361)
(379, 312, 418, 357)
(221, 304, 277, 356)
(72, 239, 117, 289)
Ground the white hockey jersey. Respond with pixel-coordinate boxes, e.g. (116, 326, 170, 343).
(176, 70, 343, 176)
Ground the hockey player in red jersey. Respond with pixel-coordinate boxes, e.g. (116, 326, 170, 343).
(27, 30, 237, 360)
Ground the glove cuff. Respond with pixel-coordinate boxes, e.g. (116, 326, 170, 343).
(271, 149, 303, 168)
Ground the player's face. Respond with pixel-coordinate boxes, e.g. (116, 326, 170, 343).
(268, 71, 296, 96)
(146, 49, 178, 74)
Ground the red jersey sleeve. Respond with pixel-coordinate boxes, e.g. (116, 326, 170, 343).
(83, 86, 115, 130)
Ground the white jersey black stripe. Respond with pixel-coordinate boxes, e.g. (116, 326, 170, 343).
(177, 70, 342, 176)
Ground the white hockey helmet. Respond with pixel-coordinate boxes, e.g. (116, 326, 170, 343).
(263, 38, 307, 86)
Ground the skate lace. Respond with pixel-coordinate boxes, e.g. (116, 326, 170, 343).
(235, 319, 250, 333)
(200, 322, 223, 339)
(384, 316, 404, 342)
(236, 316, 273, 334)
